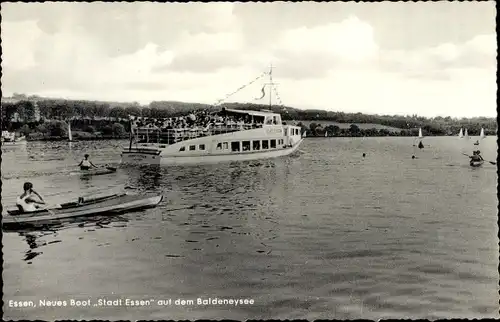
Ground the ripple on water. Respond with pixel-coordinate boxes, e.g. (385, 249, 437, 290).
(2, 138, 499, 320)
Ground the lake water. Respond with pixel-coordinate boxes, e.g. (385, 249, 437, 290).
(2, 137, 498, 320)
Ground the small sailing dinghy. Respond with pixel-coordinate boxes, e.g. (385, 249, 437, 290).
(3, 193, 163, 228)
(480, 128, 486, 139)
(458, 128, 464, 138)
(417, 128, 424, 149)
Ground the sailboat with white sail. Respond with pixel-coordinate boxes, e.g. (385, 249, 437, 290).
(68, 122, 73, 142)
(417, 128, 424, 149)
(458, 128, 463, 138)
(464, 128, 469, 140)
(473, 127, 486, 145)
(324, 131, 328, 137)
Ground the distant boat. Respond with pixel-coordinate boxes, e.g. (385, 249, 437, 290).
(480, 128, 486, 139)
(464, 129, 469, 139)
(418, 128, 423, 139)
(1, 130, 27, 146)
(324, 131, 328, 137)
(458, 128, 463, 138)
(68, 122, 73, 142)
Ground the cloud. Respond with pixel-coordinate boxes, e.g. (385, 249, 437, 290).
(1, 20, 41, 71)
(1, 2, 239, 57)
(160, 51, 242, 73)
(152, 30, 245, 73)
(0, 3, 496, 117)
(277, 16, 378, 61)
(376, 33, 496, 81)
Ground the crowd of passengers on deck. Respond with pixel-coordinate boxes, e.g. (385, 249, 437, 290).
(131, 108, 281, 133)
(129, 109, 290, 131)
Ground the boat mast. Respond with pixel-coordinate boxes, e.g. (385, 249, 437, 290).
(269, 63, 273, 108)
(265, 63, 278, 109)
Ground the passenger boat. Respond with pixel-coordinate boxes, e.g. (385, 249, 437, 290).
(2, 193, 163, 228)
(121, 66, 304, 166)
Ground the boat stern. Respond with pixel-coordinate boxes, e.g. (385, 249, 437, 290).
(121, 147, 162, 165)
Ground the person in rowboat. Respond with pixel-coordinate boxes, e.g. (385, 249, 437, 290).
(78, 154, 98, 170)
(16, 182, 46, 213)
(469, 150, 484, 163)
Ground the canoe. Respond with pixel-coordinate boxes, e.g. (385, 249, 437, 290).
(2, 193, 163, 228)
(470, 160, 484, 167)
(80, 167, 117, 176)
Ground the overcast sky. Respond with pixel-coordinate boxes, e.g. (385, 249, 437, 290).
(1, 2, 496, 117)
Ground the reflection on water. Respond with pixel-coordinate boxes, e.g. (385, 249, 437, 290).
(2, 138, 499, 320)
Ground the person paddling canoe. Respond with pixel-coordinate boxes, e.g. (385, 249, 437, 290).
(469, 150, 484, 165)
(78, 154, 98, 170)
(16, 182, 46, 213)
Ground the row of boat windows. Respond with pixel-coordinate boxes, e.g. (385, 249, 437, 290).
(178, 139, 286, 152)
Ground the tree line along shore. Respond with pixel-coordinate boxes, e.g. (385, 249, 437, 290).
(1, 96, 496, 141)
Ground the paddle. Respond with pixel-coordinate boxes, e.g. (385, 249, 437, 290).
(39, 204, 61, 216)
(462, 153, 496, 165)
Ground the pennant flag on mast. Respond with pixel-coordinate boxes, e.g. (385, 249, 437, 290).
(255, 85, 266, 100)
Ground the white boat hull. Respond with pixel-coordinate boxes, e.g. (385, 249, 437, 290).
(122, 139, 304, 165)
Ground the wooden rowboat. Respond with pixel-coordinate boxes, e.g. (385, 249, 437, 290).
(2, 193, 163, 228)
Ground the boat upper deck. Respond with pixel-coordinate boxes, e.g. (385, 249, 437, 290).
(130, 107, 297, 145)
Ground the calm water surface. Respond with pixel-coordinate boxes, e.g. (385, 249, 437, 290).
(2, 137, 498, 320)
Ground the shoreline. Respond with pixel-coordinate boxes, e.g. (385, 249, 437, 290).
(19, 134, 485, 142)
(26, 135, 129, 142)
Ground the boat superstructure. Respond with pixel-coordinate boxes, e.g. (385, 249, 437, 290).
(1, 130, 26, 146)
(121, 66, 304, 166)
